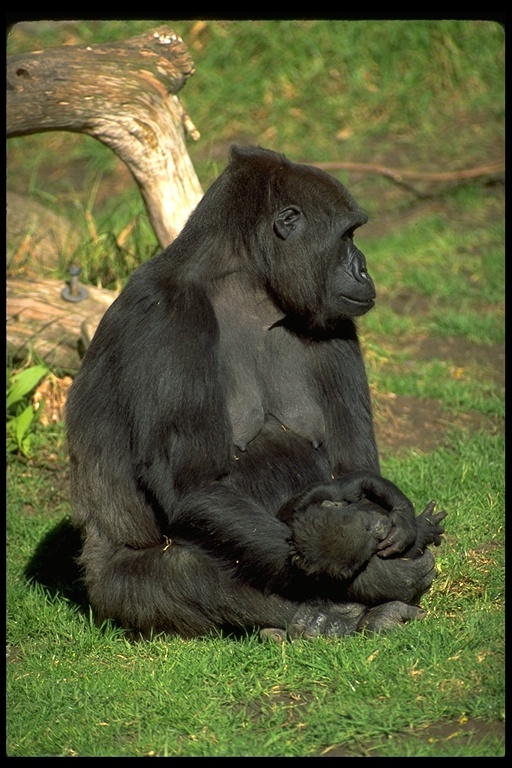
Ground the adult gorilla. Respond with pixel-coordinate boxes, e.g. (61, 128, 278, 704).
(66, 145, 445, 640)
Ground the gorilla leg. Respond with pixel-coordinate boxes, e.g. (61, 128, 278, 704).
(78, 525, 427, 639)
(344, 548, 437, 607)
(79, 525, 297, 637)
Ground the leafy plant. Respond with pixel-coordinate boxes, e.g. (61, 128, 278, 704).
(6, 364, 49, 457)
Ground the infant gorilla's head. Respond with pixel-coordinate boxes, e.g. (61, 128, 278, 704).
(290, 498, 392, 580)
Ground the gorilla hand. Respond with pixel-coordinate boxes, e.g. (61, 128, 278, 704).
(403, 501, 447, 559)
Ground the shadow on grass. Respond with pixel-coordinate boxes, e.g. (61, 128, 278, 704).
(22, 518, 258, 642)
(24, 516, 90, 613)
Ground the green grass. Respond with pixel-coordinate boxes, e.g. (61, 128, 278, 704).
(7, 429, 504, 757)
(7, 19, 504, 757)
(374, 362, 502, 417)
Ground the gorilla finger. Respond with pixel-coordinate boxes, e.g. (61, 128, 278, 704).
(418, 502, 447, 526)
(375, 532, 410, 557)
(420, 500, 436, 516)
(357, 601, 426, 633)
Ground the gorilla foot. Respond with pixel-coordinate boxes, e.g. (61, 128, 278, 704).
(259, 627, 288, 643)
(287, 602, 366, 640)
(405, 501, 447, 558)
(282, 599, 425, 640)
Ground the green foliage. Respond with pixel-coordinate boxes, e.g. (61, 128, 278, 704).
(6, 364, 49, 457)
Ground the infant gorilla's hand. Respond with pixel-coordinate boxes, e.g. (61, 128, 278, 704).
(288, 498, 392, 580)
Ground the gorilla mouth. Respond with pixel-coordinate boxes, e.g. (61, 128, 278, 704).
(342, 296, 375, 314)
(343, 294, 375, 305)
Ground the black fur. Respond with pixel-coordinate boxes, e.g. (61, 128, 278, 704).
(66, 145, 445, 639)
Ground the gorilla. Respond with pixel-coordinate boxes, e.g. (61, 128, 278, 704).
(65, 145, 446, 640)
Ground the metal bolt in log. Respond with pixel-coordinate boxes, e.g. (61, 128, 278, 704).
(61, 265, 88, 303)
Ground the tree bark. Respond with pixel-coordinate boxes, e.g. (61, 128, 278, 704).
(7, 26, 204, 247)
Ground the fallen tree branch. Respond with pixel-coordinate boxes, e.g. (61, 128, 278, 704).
(311, 160, 504, 182)
(310, 159, 504, 198)
(7, 26, 204, 247)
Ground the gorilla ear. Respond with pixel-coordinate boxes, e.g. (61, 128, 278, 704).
(274, 206, 302, 240)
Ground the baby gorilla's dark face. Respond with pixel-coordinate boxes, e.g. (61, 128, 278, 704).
(290, 498, 392, 580)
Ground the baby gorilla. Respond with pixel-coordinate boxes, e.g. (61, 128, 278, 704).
(278, 478, 446, 582)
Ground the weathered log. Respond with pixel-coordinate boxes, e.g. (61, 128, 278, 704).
(7, 277, 118, 372)
(7, 26, 204, 247)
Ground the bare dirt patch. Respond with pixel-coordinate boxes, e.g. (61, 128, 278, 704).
(372, 333, 504, 457)
(373, 392, 500, 457)
(414, 335, 505, 387)
(323, 717, 505, 757)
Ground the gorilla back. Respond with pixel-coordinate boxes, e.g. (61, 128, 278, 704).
(66, 145, 445, 639)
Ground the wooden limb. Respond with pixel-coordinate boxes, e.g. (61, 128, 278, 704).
(7, 27, 204, 247)
(311, 160, 504, 198)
